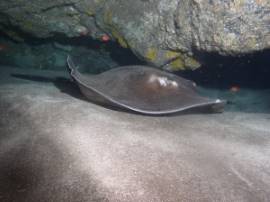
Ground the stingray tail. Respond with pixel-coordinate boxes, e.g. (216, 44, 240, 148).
(67, 55, 77, 73)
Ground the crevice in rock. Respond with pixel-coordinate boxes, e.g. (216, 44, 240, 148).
(179, 50, 270, 89)
(40, 3, 78, 13)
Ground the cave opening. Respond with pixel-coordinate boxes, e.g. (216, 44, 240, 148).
(0, 31, 270, 91)
(179, 50, 270, 90)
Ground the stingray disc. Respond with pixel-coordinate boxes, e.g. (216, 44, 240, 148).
(67, 56, 226, 115)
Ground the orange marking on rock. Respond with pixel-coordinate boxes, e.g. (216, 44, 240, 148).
(101, 34, 110, 42)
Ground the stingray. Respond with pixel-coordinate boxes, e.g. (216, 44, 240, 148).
(67, 56, 226, 115)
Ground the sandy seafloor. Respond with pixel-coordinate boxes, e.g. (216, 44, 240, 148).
(0, 66, 270, 202)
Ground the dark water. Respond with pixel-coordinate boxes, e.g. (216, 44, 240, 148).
(180, 50, 270, 90)
(178, 51, 270, 113)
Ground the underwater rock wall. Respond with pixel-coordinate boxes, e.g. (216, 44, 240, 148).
(0, 0, 269, 70)
(0, 36, 121, 71)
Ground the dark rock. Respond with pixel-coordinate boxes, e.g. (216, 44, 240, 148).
(0, 0, 269, 70)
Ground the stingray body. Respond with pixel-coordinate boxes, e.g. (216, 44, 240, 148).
(67, 56, 226, 115)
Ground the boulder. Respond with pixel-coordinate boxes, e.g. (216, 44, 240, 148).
(0, 0, 269, 70)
